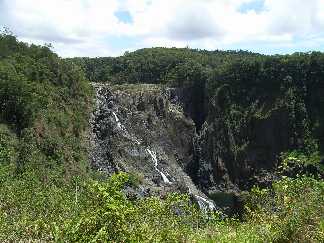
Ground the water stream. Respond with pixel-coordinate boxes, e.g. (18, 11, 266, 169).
(194, 195, 216, 211)
(188, 187, 216, 211)
(92, 84, 215, 210)
(146, 148, 171, 184)
(112, 110, 214, 206)
(112, 111, 124, 130)
(111, 109, 172, 184)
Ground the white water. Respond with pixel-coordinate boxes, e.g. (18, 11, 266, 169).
(146, 148, 171, 184)
(195, 195, 216, 211)
(188, 187, 216, 211)
(93, 84, 215, 209)
(112, 112, 123, 130)
(111, 107, 172, 184)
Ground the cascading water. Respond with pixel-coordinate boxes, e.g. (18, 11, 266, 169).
(194, 195, 216, 212)
(91, 83, 218, 212)
(110, 103, 172, 184)
(112, 111, 123, 130)
(188, 187, 216, 212)
(111, 110, 138, 144)
(111, 109, 213, 209)
(146, 148, 171, 184)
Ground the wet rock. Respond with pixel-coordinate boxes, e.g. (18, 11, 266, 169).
(89, 83, 207, 199)
(89, 82, 290, 215)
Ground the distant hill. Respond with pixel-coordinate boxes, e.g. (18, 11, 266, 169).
(69, 47, 261, 84)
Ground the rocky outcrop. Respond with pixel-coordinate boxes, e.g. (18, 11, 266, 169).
(89, 83, 216, 210)
(193, 114, 285, 190)
(189, 93, 297, 198)
(89, 82, 302, 215)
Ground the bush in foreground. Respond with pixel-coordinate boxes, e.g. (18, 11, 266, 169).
(0, 167, 322, 242)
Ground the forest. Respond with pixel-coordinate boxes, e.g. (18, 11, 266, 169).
(73, 46, 324, 154)
(0, 31, 323, 242)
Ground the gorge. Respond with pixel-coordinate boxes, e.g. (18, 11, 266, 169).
(0, 33, 323, 242)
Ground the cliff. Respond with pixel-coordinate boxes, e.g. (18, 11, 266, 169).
(89, 81, 324, 215)
(89, 83, 219, 210)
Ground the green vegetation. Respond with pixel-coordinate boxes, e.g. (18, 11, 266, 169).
(74, 48, 324, 152)
(207, 53, 324, 151)
(0, 167, 322, 242)
(0, 30, 92, 180)
(70, 47, 260, 85)
(278, 150, 324, 182)
(0, 32, 323, 242)
(0, 30, 92, 240)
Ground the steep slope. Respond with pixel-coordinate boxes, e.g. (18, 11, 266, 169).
(89, 83, 216, 209)
(88, 53, 324, 212)
(0, 33, 92, 180)
(190, 54, 324, 198)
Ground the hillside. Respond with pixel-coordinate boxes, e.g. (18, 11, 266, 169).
(0, 32, 323, 242)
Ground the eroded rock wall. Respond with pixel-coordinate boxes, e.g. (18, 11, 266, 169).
(89, 83, 212, 201)
(89, 83, 290, 214)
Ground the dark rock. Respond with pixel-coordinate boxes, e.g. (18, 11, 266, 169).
(89, 82, 301, 215)
(89, 83, 204, 198)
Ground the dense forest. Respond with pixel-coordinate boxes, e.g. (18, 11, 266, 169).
(73, 46, 324, 155)
(69, 47, 261, 84)
(0, 32, 323, 242)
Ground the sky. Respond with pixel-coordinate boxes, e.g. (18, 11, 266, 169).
(1, 0, 324, 57)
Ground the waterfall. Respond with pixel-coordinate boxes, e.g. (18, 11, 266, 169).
(91, 83, 216, 212)
(194, 195, 216, 212)
(146, 148, 171, 184)
(109, 103, 172, 184)
(112, 111, 123, 130)
(188, 187, 215, 211)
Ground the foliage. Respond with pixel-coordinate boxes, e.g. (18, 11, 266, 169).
(0, 124, 17, 164)
(279, 150, 323, 176)
(0, 167, 322, 242)
(201, 53, 324, 183)
(281, 150, 322, 167)
(70, 47, 259, 85)
(0, 161, 91, 241)
(0, 31, 92, 179)
(188, 176, 323, 243)
(60, 172, 218, 242)
(0, 31, 323, 242)
(242, 176, 324, 242)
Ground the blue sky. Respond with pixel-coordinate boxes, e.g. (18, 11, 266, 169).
(239, 0, 266, 13)
(115, 10, 133, 24)
(1, 0, 324, 57)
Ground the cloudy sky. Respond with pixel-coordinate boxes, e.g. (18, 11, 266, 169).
(1, 0, 324, 57)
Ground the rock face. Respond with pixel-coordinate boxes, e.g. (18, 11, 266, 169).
(192, 114, 283, 193)
(89, 83, 293, 214)
(190, 98, 292, 198)
(89, 83, 216, 209)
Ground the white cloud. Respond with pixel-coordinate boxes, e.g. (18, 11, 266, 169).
(264, 0, 320, 35)
(122, 0, 324, 51)
(1, 0, 324, 56)
(2, 1, 122, 37)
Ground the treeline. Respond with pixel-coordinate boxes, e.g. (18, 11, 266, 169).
(70, 47, 260, 85)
